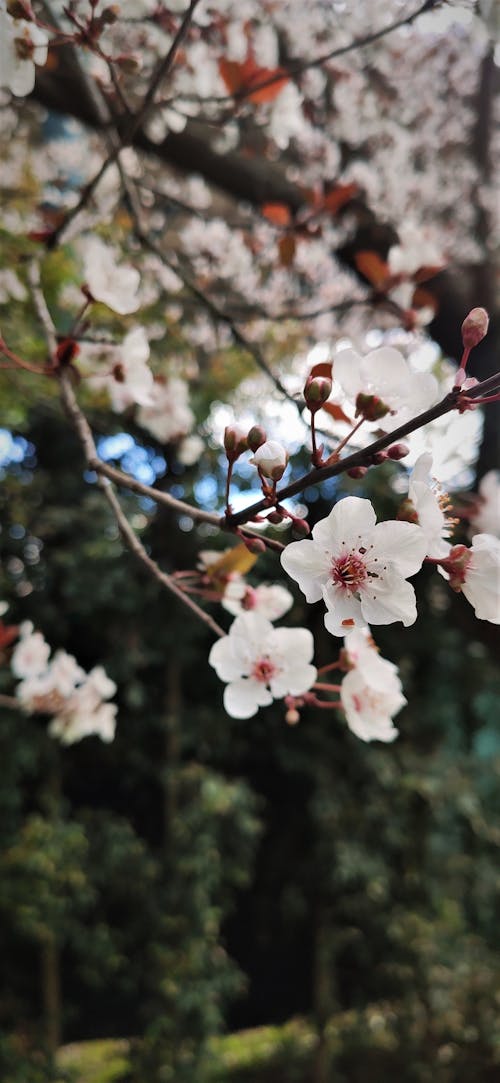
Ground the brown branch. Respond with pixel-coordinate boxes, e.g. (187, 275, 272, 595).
(0, 694, 22, 710)
(59, 370, 225, 638)
(227, 372, 500, 528)
(184, 0, 440, 106)
(46, 0, 202, 248)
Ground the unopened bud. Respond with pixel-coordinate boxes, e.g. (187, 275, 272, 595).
(443, 544, 471, 591)
(461, 307, 489, 350)
(114, 53, 142, 74)
(387, 443, 409, 460)
(7, 0, 33, 17)
(247, 425, 267, 452)
(285, 708, 300, 726)
(291, 518, 310, 537)
(224, 425, 248, 460)
(56, 338, 80, 366)
(243, 536, 266, 554)
(347, 466, 368, 479)
(304, 374, 332, 408)
(100, 4, 120, 23)
(249, 440, 288, 481)
(372, 450, 388, 464)
(266, 510, 284, 525)
(355, 392, 390, 421)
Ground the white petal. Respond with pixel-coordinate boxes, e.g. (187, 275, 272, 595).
(360, 573, 418, 627)
(334, 349, 362, 399)
(323, 585, 364, 636)
(224, 679, 272, 718)
(208, 635, 245, 682)
(370, 520, 426, 576)
(271, 663, 317, 698)
(312, 496, 377, 550)
(280, 539, 330, 602)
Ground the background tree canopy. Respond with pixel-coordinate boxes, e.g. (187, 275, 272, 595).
(0, 1, 499, 1081)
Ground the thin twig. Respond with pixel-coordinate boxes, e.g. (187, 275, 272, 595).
(0, 694, 22, 711)
(47, 0, 201, 248)
(27, 262, 58, 357)
(227, 372, 500, 528)
(59, 370, 225, 638)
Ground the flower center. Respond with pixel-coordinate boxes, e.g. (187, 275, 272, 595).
(242, 587, 258, 610)
(251, 656, 277, 684)
(331, 552, 367, 593)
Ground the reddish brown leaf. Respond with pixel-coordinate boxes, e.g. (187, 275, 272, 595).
(412, 286, 439, 313)
(322, 401, 353, 425)
(278, 234, 296, 266)
(413, 264, 445, 284)
(310, 362, 333, 380)
(262, 203, 292, 227)
(354, 250, 390, 289)
(218, 56, 289, 103)
(321, 182, 359, 215)
(0, 622, 19, 651)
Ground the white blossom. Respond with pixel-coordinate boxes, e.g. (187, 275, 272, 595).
(470, 471, 500, 538)
(334, 346, 438, 432)
(407, 452, 453, 558)
(249, 440, 288, 480)
(11, 624, 50, 679)
(90, 327, 154, 413)
(340, 627, 406, 742)
(446, 534, 500, 624)
(209, 612, 317, 719)
(222, 578, 293, 621)
(281, 496, 426, 637)
(137, 376, 194, 443)
(82, 236, 141, 315)
(0, 11, 48, 97)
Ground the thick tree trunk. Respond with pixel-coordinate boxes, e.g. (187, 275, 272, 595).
(40, 932, 61, 1055)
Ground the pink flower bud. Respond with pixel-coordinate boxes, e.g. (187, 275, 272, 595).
(461, 307, 489, 350)
(224, 426, 248, 460)
(347, 466, 368, 479)
(387, 443, 409, 460)
(243, 536, 266, 554)
(304, 375, 332, 408)
(247, 425, 267, 452)
(292, 518, 310, 537)
(355, 392, 390, 421)
(249, 440, 289, 481)
(285, 708, 301, 726)
(267, 510, 284, 525)
(372, 450, 388, 464)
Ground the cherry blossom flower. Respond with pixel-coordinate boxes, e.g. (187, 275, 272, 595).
(11, 622, 50, 679)
(0, 11, 48, 97)
(339, 626, 406, 740)
(405, 452, 454, 558)
(333, 346, 438, 432)
(281, 496, 426, 637)
(249, 440, 289, 480)
(442, 535, 500, 624)
(92, 327, 154, 413)
(177, 434, 204, 466)
(82, 236, 141, 315)
(137, 376, 194, 443)
(208, 612, 317, 719)
(470, 471, 500, 538)
(222, 577, 293, 621)
(340, 668, 405, 743)
(48, 669, 117, 745)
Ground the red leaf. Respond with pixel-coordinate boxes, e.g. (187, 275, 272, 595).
(354, 250, 390, 289)
(218, 56, 289, 103)
(278, 234, 296, 266)
(321, 182, 359, 215)
(262, 203, 292, 227)
(310, 362, 332, 380)
(323, 401, 353, 425)
(413, 264, 445, 284)
(0, 622, 19, 651)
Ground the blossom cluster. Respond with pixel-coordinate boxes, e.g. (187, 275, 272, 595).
(9, 621, 117, 745)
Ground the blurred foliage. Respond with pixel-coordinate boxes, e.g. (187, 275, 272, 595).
(1, 252, 500, 1083)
